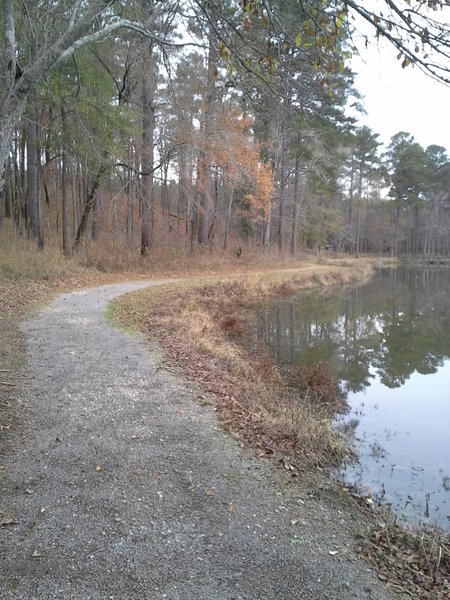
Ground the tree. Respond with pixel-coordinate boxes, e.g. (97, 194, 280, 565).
(3, 0, 450, 195)
(343, 126, 383, 253)
(423, 145, 450, 255)
(2, 1, 450, 260)
(0, 0, 176, 192)
(387, 133, 431, 255)
(343, 1, 450, 83)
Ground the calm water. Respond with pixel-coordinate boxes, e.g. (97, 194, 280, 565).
(250, 268, 450, 531)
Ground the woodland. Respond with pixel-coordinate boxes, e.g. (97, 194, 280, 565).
(1, 1, 450, 265)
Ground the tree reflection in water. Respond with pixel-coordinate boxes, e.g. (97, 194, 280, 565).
(252, 268, 450, 392)
(250, 267, 450, 531)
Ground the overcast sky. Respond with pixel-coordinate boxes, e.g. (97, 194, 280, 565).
(349, 10, 450, 153)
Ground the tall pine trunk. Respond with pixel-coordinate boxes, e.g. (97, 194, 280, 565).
(25, 98, 43, 249)
(73, 163, 107, 249)
(197, 13, 218, 247)
(290, 153, 301, 257)
(61, 105, 69, 256)
(141, 41, 156, 255)
(394, 203, 401, 257)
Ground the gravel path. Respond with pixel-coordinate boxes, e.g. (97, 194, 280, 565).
(1, 280, 404, 600)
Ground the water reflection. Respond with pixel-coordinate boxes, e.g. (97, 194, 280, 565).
(251, 268, 450, 530)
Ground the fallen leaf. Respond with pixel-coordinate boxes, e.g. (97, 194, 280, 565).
(281, 459, 296, 472)
(204, 489, 215, 497)
(0, 515, 17, 527)
(291, 536, 306, 545)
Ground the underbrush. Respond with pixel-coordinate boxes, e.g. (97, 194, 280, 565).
(75, 236, 314, 276)
(360, 510, 450, 599)
(0, 227, 380, 466)
(112, 262, 374, 467)
(111, 265, 450, 598)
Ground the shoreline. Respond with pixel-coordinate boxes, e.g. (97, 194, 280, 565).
(110, 258, 449, 599)
(2, 254, 447, 597)
(111, 258, 382, 468)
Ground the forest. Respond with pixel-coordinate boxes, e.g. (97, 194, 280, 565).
(1, 1, 450, 266)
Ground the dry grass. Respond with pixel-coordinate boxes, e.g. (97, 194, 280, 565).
(360, 509, 450, 599)
(0, 223, 387, 466)
(77, 235, 320, 276)
(0, 229, 124, 314)
(111, 261, 450, 598)
(112, 260, 376, 467)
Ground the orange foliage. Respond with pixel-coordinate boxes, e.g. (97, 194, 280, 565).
(212, 108, 274, 223)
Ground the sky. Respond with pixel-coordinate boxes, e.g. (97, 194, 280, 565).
(349, 10, 450, 153)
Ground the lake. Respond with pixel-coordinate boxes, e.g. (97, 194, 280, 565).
(250, 267, 450, 531)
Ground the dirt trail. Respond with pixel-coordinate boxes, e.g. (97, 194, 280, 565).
(0, 280, 405, 599)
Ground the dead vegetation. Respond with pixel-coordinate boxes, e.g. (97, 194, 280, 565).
(111, 263, 450, 599)
(112, 261, 375, 467)
(0, 226, 375, 464)
(359, 512, 450, 599)
(2, 233, 447, 598)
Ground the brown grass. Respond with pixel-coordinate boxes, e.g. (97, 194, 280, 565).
(360, 510, 450, 599)
(0, 223, 388, 466)
(111, 261, 376, 467)
(2, 225, 446, 597)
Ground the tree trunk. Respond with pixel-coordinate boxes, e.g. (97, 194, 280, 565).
(61, 106, 69, 256)
(356, 204, 361, 254)
(91, 189, 101, 241)
(25, 99, 43, 249)
(222, 188, 234, 251)
(73, 163, 107, 249)
(12, 138, 22, 232)
(277, 94, 290, 255)
(178, 143, 190, 233)
(277, 133, 287, 254)
(0, 0, 22, 194)
(208, 168, 219, 249)
(411, 204, 419, 255)
(290, 152, 301, 257)
(61, 150, 69, 256)
(394, 203, 401, 257)
(197, 14, 218, 247)
(72, 160, 79, 238)
(161, 162, 169, 214)
(126, 169, 134, 245)
(263, 206, 271, 252)
(4, 159, 12, 219)
(140, 41, 156, 255)
(2, 0, 16, 93)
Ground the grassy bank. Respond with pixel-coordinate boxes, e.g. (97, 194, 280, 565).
(2, 236, 448, 598)
(0, 227, 378, 449)
(111, 259, 377, 467)
(111, 258, 450, 599)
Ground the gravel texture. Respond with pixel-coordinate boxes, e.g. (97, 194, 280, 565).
(0, 280, 406, 600)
